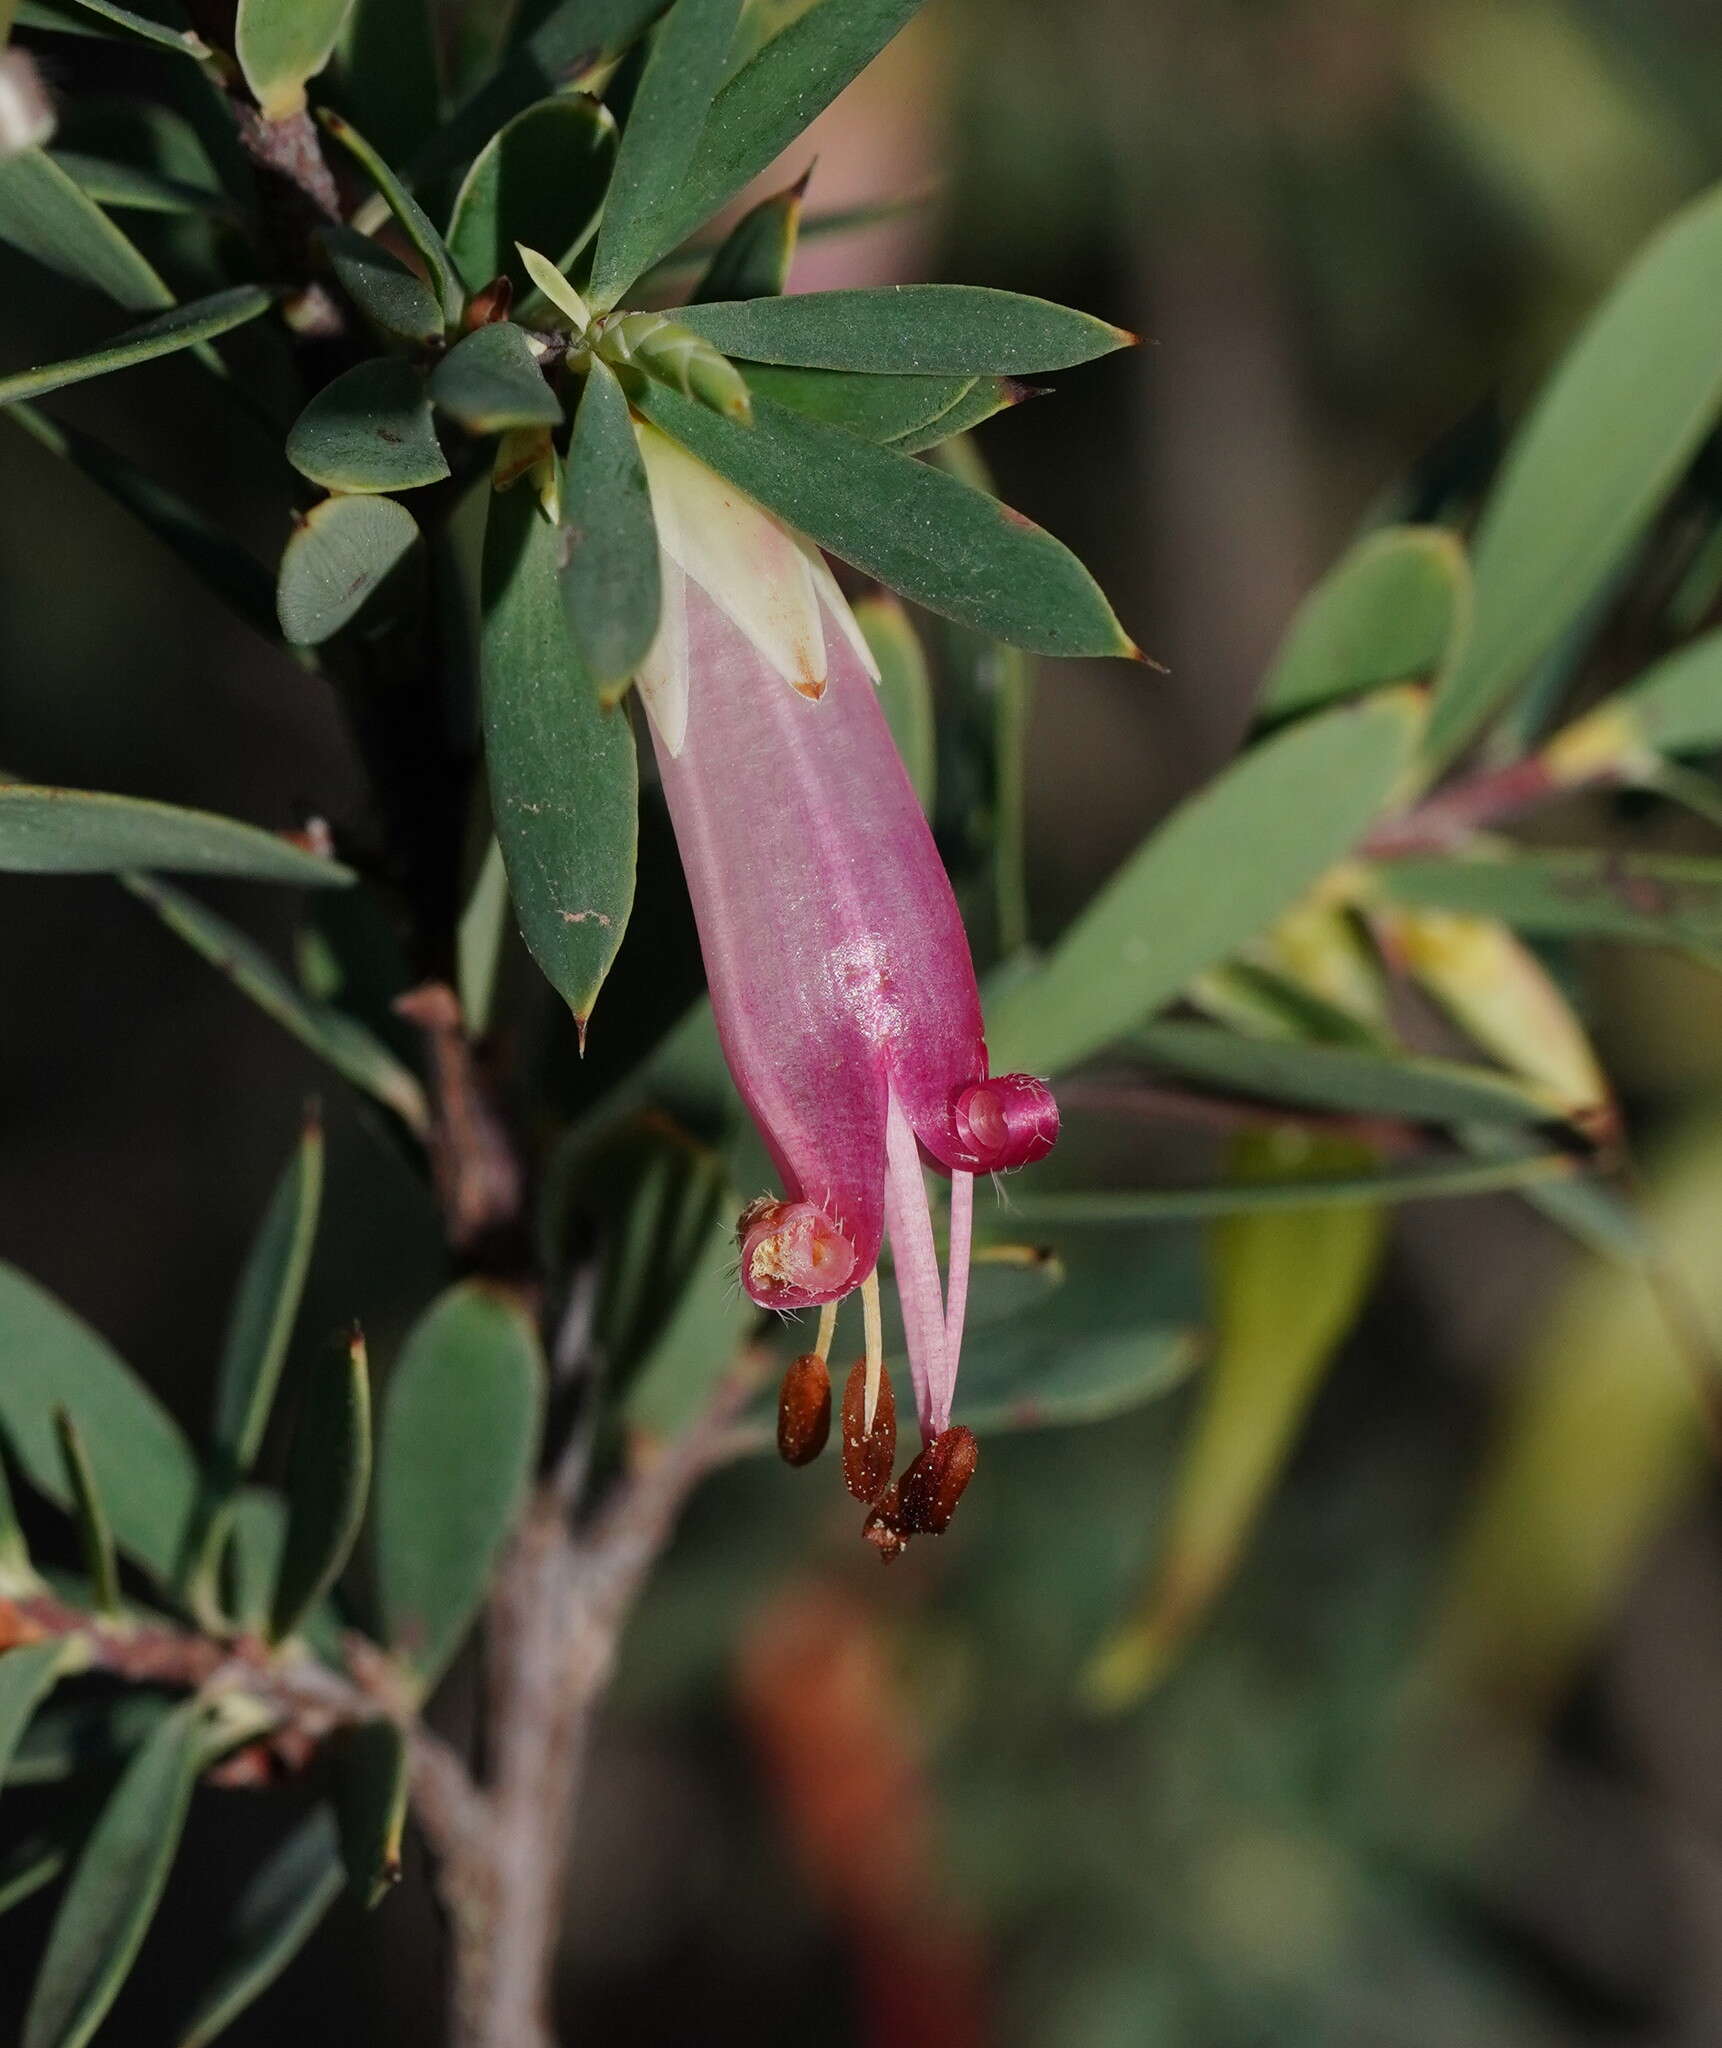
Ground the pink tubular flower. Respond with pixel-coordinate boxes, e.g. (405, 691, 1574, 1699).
(633, 425, 1058, 1491)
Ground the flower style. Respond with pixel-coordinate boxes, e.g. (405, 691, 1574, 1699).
(633, 424, 1058, 1543)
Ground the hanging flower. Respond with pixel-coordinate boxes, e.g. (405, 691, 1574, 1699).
(634, 424, 1058, 1550)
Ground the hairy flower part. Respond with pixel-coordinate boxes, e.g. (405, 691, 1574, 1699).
(637, 427, 1059, 1452)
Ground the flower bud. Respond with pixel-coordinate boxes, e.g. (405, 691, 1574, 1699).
(776, 1353, 832, 1467)
(841, 1357, 896, 1503)
(464, 275, 513, 330)
(895, 1425, 979, 1535)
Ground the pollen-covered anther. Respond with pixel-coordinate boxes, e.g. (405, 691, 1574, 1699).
(952, 1074, 1060, 1171)
(862, 1484, 909, 1563)
(776, 1353, 832, 1467)
(896, 1425, 979, 1535)
(739, 1199, 857, 1309)
(841, 1357, 897, 1504)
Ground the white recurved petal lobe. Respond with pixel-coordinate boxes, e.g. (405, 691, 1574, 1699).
(634, 423, 826, 698)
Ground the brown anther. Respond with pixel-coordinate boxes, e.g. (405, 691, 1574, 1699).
(861, 1484, 908, 1562)
(840, 1357, 896, 1504)
(776, 1353, 832, 1467)
(736, 1195, 786, 1245)
(465, 275, 514, 330)
(895, 1425, 979, 1536)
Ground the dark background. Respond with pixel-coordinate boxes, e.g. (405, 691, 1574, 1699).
(11, 2, 1722, 2041)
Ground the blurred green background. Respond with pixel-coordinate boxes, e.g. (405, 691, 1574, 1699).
(11, 0, 1722, 2041)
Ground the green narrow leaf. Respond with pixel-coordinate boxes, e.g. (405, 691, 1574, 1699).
(674, 285, 1133, 374)
(560, 355, 660, 687)
(49, 152, 224, 218)
(176, 1808, 343, 2048)
(276, 492, 420, 645)
(854, 591, 934, 812)
(54, 1413, 120, 1616)
(1132, 1020, 1577, 1127)
(648, 0, 923, 268)
(1554, 624, 1722, 764)
(428, 321, 561, 433)
(0, 783, 353, 885)
(634, 382, 1135, 658)
(36, 0, 209, 54)
(738, 363, 973, 441)
(0, 1820, 80, 1920)
(446, 94, 616, 297)
(989, 690, 1426, 1076)
(889, 375, 1023, 455)
(23, 1696, 213, 2048)
(690, 174, 804, 302)
(124, 874, 431, 1133)
(0, 1643, 79, 1792)
(334, 1718, 408, 1907)
(1428, 180, 1722, 764)
(0, 148, 174, 309)
(317, 110, 464, 325)
(7, 404, 281, 642)
(223, 1487, 286, 1638)
(1008, 1148, 1581, 1224)
(237, 0, 354, 119)
(1370, 848, 1722, 953)
(375, 1280, 543, 1689)
(0, 1261, 199, 1587)
(456, 836, 510, 1039)
(286, 359, 449, 494)
(270, 1331, 371, 1643)
(480, 479, 638, 1029)
(0, 285, 275, 405)
(318, 225, 444, 345)
(587, 0, 745, 309)
(1256, 525, 1471, 726)
(1087, 1131, 1385, 1708)
(210, 1118, 326, 1493)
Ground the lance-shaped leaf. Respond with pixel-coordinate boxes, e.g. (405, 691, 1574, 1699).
(989, 690, 1425, 1076)
(0, 1261, 199, 1586)
(236, 0, 354, 119)
(447, 94, 616, 297)
(647, 0, 924, 269)
(587, 0, 744, 310)
(276, 493, 420, 645)
(270, 1331, 370, 1643)
(0, 1643, 80, 1793)
(317, 110, 463, 326)
(890, 375, 1024, 455)
(457, 836, 510, 1038)
(125, 875, 430, 1133)
(429, 321, 561, 433)
(318, 225, 443, 345)
(1256, 525, 1471, 726)
(375, 1280, 543, 1689)
(335, 1717, 408, 1907)
(206, 1118, 325, 1502)
(740, 363, 973, 442)
(674, 285, 1132, 374)
(8, 405, 280, 642)
(1006, 1147, 1584, 1224)
(1420, 1115, 1722, 1725)
(855, 591, 934, 812)
(634, 382, 1135, 657)
(0, 285, 274, 405)
(53, 153, 229, 218)
(1373, 847, 1722, 954)
(1540, 623, 1722, 786)
(1087, 1131, 1385, 1709)
(55, 1412, 120, 1615)
(23, 1696, 214, 2048)
(0, 783, 352, 884)
(481, 480, 637, 1030)
(29, 0, 209, 55)
(0, 1818, 80, 1922)
(1132, 1020, 1577, 1128)
(0, 148, 174, 308)
(286, 359, 449, 494)
(691, 174, 804, 303)
(560, 355, 660, 687)
(1428, 180, 1722, 765)
(176, 1808, 343, 2048)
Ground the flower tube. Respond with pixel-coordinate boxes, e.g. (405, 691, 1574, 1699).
(633, 425, 1057, 1540)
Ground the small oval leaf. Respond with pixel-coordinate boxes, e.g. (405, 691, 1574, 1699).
(429, 321, 562, 434)
(236, 0, 354, 118)
(559, 355, 660, 687)
(447, 93, 616, 297)
(286, 359, 449, 495)
(276, 493, 419, 645)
